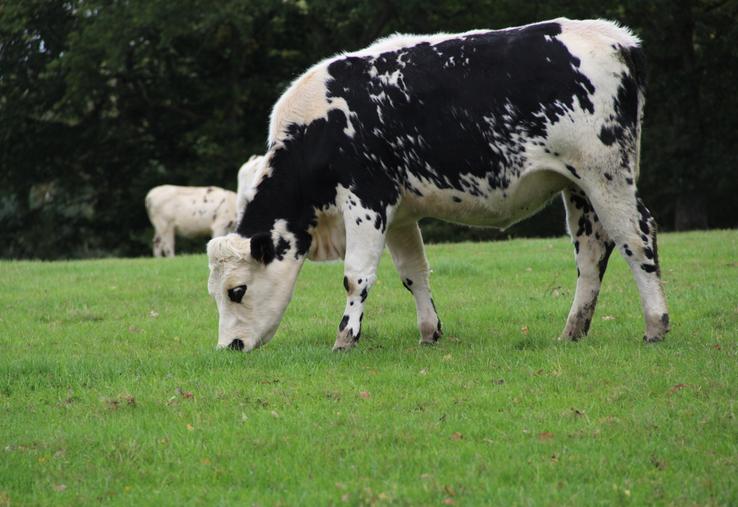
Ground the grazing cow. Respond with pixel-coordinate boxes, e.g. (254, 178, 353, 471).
(236, 155, 266, 224)
(207, 18, 670, 352)
(146, 185, 236, 257)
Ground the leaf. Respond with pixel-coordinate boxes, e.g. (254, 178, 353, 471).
(520, 325, 529, 335)
(443, 498, 456, 505)
(669, 383, 688, 394)
(358, 391, 371, 399)
(451, 432, 463, 441)
(538, 431, 554, 441)
(602, 315, 616, 321)
(186, 424, 194, 431)
(176, 387, 193, 399)
(149, 310, 159, 318)
(53, 484, 66, 492)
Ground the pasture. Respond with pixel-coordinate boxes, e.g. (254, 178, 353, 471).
(1, 230, 736, 505)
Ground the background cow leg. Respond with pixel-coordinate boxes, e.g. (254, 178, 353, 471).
(333, 203, 391, 351)
(386, 222, 441, 344)
(586, 185, 670, 342)
(561, 188, 614, 340)
(152, 224, 175, 257)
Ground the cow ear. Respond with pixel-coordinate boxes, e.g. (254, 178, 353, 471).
(250, 232, 275, 265)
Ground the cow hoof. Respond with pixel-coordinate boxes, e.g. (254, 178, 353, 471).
(558, 333, 583, 342)
(332, 337, 357, 352)
(643, 334, 665, 343)
(420, 320, 442, 345)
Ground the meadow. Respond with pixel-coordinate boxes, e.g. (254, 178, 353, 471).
(0, 230, 736, 506)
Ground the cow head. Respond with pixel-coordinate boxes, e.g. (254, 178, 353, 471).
(207, 232, 303, 352)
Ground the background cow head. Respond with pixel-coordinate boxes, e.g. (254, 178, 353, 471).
(207, 232, 303, 352)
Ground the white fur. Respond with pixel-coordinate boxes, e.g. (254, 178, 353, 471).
(146, 185, 236, 257)
(236, 154, 265, 224)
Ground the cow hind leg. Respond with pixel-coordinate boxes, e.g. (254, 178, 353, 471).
(584, 183, 670, 342)
(386, 222, 442, 345)
(561, 187, 615, 340)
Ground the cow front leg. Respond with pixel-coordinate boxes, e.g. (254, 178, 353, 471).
(561, 188, 614, 340)
(152, 224, 175, 258)
(333, 197, 393, 351)
(386, 222, 441, 344)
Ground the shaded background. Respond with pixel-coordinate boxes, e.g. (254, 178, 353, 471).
(1, 0, 736, 259)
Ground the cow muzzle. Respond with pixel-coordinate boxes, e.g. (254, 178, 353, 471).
(227, 338, 245, 351)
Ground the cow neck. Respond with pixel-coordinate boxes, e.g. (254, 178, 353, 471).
(236, 151, 317, 258)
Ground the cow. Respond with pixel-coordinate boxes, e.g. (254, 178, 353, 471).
(146, 185, 237, 257)
(207, 18, 670, 353)
(236, 155, 266, 225)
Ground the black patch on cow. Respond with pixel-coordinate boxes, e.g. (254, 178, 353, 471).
(250, 233, 275, 265)
(576, 215, 592, 237)
(641, 263, 657, 273)
(358, 278, 363, 284)
(576, 267, 580, 278)
(623, 244, 633, 256)
(598, 124, 623, 146)
(604, 172, 613, 181)
(569, 192, 591, 213)
(343, 276, 349, 292)
(643, 246, 654, 259)
(405, 278, 413, 287)
(275, 236, 290, 260)
(661, 313, 669, 328)
(338, 315, 349, 332)
(238, 22, 604, 252)
(430, 298, 437, 314)
(360, 287, 368, 302)
(565, 165, 581, 179)
(402, 279, 413, 293)
(359, 312, 364, 322)
(583, 318, 591, 334)
(598, 241, 615, 281)
(356, 218, 363, 225)
(452, 196, 462, 203)
(574, 240, 580, 254)
(626, 177, 633, 185)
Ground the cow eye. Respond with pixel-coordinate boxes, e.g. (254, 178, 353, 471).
(227, 285, 247, 303)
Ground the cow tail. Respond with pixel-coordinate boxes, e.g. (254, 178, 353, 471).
(624, 45, 647, 181)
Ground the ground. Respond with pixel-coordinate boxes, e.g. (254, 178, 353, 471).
(0, 230, 736, 506)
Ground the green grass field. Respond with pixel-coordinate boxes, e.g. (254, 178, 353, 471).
(1, 230, 736, 506)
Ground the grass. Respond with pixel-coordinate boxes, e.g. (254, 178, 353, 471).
(0, 230, 736, 506)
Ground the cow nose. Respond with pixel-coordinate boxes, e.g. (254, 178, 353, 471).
(228, 338, 245, 351)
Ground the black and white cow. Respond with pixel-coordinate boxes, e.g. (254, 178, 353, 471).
(207, 18, 670, 352)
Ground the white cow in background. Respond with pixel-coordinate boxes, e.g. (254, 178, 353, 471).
(236, 155, 265, 224)
(145, 185, 237, 257)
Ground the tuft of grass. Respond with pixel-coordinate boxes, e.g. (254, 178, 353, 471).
(0, 230, 736, 506)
